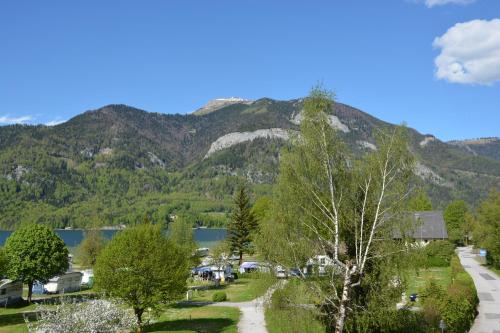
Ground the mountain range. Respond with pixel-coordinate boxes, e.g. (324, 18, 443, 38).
(0, 98, 498, 229)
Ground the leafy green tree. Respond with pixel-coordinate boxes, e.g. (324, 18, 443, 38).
(407, 188, 433, 211)
(169, 216, 196, 250)
(94, 223, 190, 332)
(168, 216, 198, 266)
(252, 196, 272, 221)
(260, 87, 415, 333)
(227, 187, 258, 265)
(444, 200, 469, 245)
(473, 189, 500, 268)
(4, 224, 69, 302)
(76, 229, 107, 267)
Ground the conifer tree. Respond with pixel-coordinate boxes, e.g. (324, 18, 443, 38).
(227, 187, 258, 265)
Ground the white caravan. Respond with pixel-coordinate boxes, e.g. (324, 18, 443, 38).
(0, 279, 23, 305)
(44, 272, 83, 294)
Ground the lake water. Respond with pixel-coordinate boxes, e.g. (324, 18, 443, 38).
(0, 228, 227, 250)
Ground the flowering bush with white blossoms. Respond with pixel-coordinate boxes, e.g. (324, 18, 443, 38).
(26, 298, 137, 333)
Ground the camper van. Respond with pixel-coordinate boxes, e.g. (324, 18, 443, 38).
(0, 279, 23, 305)
(44, 272, 83, 294)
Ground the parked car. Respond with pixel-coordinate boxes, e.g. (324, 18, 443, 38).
(289, 268, 303, 278)
(275, 266, 288, 279)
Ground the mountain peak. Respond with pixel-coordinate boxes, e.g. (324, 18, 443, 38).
(193, 97, 253, 116)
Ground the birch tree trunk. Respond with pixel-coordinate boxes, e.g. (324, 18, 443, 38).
(335, 264, 354, 333)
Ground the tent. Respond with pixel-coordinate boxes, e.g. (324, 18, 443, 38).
(239, 262, 259, 274)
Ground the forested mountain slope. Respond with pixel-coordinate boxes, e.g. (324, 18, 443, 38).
(0, 98, 498, 229)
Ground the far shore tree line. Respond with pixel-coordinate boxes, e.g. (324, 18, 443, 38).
(1, 88, 498, 333)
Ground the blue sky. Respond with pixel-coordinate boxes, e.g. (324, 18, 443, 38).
(1, 0, 499, 140)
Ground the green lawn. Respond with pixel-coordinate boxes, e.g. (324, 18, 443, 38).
(0, 303, 35, 333)
(487, 265, 500, 277)
(405, 266, 452, 295)
(145, 304, 240, 333)
(190, 276, 273, 302)
(264, 279, 324, 333)
(0, 301, 241, 333)
(265, 307, 324, 333)
(0, 289, 96, 333)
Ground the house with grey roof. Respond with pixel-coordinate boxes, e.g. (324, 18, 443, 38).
(393, 211, 448, 245)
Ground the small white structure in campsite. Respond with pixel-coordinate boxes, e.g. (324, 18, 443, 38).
(305, 255, 337, 275)
(81, 269, 94, 286)
(44, 272, 83, 294)
(0, 279, 23, 305)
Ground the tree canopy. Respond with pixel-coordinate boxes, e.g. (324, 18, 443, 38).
(473, 189, 500, 268)
(168, 216, 198, 266)
(258, 87, 415, 333)
(444, 200, 469, 245)
(4, 224, 69, 302)
(76, 229, 107, 267)
(94, 223, 190, 332)
(407, 188, 433, 212)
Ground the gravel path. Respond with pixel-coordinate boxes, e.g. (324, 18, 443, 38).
(214, 298, 268, 333)
(207, 281, 286, 333)
(457, 247, 500, 333)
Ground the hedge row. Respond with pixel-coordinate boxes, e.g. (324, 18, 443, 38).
(420, 255, 478, 333)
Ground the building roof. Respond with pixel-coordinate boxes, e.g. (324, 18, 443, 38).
(0, 279, 13, 288)
(394, 211, 448, 240)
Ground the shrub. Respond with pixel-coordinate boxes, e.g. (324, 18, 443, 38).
(424, 240, 455, 267)
(425, 256, 449, 267)
(212, 291, 227, 302)
(419, 255, 478, 333)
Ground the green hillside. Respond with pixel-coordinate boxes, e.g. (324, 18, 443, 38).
(0, 98, 498, 229)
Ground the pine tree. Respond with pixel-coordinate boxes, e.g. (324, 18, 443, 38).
(227, 187, 258, 265)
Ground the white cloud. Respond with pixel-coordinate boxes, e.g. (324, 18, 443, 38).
(0, 115, 33, 124)
(425, 0, 476, 7)
(45, 119, 67, 126)
(433, 19, 500, 85)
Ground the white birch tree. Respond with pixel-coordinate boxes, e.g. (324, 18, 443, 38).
(262, 87, 415, 333)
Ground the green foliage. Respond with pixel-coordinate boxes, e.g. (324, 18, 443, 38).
(212, 291, 227, 302)
(227, 186, 258, 264)
(168, 216, 196, 251)
(264, 87, 416, 332)
(0, 247, 8, 276)
(266, 279, 324, 333)
(444, 200, 469, 245)
(419, 255, 478, 333)
(346, 308, 428, 333)
(168, 216, 199, 267)
(251, 196, 272, 221)
(473, 189, 500, 268)
(94, 223, 190, 328)
(423, 240, 455, 267)
(407, 188, 433, 211)
(75, 229, 106, 267)
(4, 224, 69, 302)
(0, 100, 499, 230)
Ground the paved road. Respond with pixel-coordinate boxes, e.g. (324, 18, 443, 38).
(458, 247, 500, 333)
